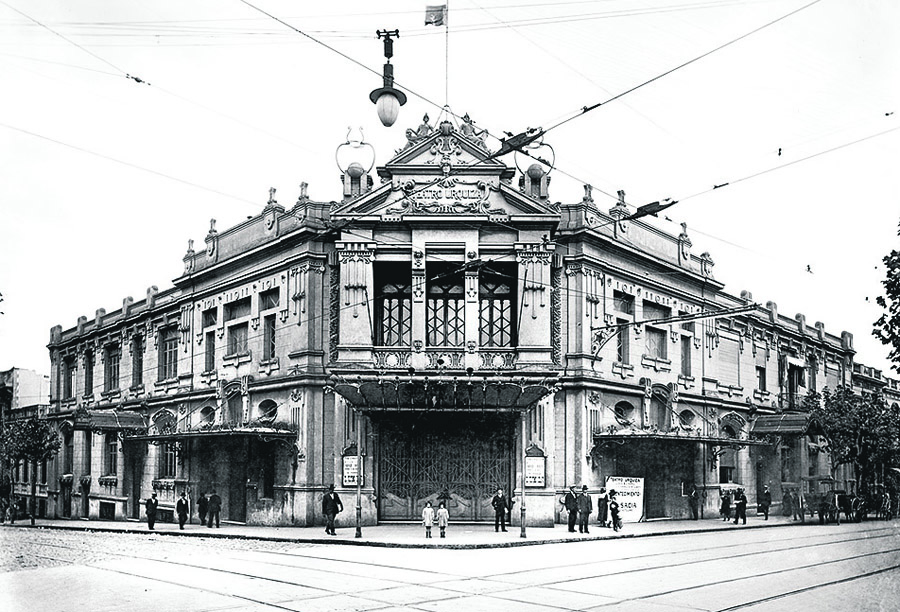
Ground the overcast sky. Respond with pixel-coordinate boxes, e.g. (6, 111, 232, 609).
(1, 0, 898, 380)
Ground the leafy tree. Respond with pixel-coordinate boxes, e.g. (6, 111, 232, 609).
(804, 387, 900, 495)
(873, 233, 900, 372)
(2, 418, 60, 525)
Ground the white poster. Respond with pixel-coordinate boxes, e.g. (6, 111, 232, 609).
(525, 456, 545, 487)
(606, 476, 644, 523)
(342, 455, 361, 487)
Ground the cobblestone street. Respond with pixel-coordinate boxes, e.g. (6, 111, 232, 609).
(0, 526, 307, 573)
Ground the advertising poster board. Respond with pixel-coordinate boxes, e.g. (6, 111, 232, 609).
(525, 456, 545, 487)
(606, 476, 644, 523)
(342, 455, 362, 487)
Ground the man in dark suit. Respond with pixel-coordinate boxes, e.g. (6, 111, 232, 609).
(176, 491, 189, 529)
(322, 484, 342, 535)
(145, 492, 158, 530)
(207, 490, 221, 528)
(491, 487, 511, 532)
(733, 488, 748, 525)
(197, 491, 208, 526)
(577, 485, 593, 534)
(564, 485, 578, 532)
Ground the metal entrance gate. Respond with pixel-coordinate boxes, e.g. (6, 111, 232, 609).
(376, 414, 514, 521)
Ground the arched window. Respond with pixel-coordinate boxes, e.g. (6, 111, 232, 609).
(199, 405, 216, 425)
(151, 410, 176, 435)
(678, 410, 696, 428)
(258, 399, 278, 421)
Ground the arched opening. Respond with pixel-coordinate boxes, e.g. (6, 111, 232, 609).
(257, 399, 278, 421)
(614, 401, 635, 423)
(678, 410, 696, 428)
(199, 405, 216, 426)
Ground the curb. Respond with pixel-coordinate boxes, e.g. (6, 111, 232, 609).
(2, 519, 797, 550)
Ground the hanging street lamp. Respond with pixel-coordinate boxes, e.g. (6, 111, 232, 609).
(369, 29, 407, 127)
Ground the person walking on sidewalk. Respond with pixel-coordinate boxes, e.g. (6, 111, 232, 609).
(577, 485, 593, 534)
(759, 485, 772, 520)
(436, 501, 449, 538)
(492, 487, 511, 532)
(176, 491, 189, 529)
(609, 490, 622, 532)
(322, 484, 342, 535)
(422, 501, 435, 538)
(197, 490, 208, 526)
(145, 492, 158, 530)
(597, 487, 609, 527)
(207, 491, 221, 528)
(733, 488, 747, 525)
(563, 485, 578, 532)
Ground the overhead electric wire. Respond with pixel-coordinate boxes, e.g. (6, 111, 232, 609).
(539, 0, 824, 138)
(0, 122, 258, 208)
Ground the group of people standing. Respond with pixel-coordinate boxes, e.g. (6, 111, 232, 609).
(564, 485, 621, 533)
(144, 489, 221, 530)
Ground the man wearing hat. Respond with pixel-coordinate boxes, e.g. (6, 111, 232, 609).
(563, 485, 578, 532)
(322, 484, 343, 535)
(577, 485, 593, 534)
(759, 484, 772, 520)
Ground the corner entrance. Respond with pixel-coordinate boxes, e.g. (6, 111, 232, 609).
(375, 412, 515, 522)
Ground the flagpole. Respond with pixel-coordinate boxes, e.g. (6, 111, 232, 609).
(444, 2, 449, 107)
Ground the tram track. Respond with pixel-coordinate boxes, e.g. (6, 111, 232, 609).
(13, 522, 900, 612)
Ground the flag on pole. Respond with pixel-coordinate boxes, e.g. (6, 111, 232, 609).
(425, 4, 447, 26)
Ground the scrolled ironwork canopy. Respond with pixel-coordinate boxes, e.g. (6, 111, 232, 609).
(330, 374, 557, 413)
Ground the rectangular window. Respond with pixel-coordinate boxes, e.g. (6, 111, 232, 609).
(63, 433, 74, 473)
(262, 446, 276, 498)
(201, 307, 217, 328)
(105, 434, 118, 475)
(104, 345, 120, 392)
(646, 327, 667, 360)
(160, 443, 177, 478)
(224, 297, 251, 322)
(40, 460, 47, 484)
(756, 366, 767, 391)
(719, 466, 735, 484)
(158, 328, 178, 381)
(681, 336, 692, 376)
(228, 323, 249, 356)
(259, 288, 280, 311)
(374, 264, 412, 346)
(528, 402, 545, 442)
(64, 358, 76, 399)
(132, 335, 144, 387)
(616, 318, 630, 364)
(612, 290, 634, 315)
(426, 264, 465, 347)
(84, 431, 92, 474)
(642, 300, 671, 323)
(84, 350, 94, 396)
(22, 460, 29, 483)
(263, 314, 276, 360)
(479, 264, 516, 347)
(205, 330, 216, 372)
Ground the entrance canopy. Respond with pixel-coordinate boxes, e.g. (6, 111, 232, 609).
(51, 408, 147, 432)
(593, 430, 771, 447)
(127, 425, 296, 443)
(330, 374, 557, 412)
(750, 412, 822, 437)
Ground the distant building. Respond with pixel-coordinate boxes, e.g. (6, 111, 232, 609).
(42, 115, 897, 526)
(2, 367, 51, 517)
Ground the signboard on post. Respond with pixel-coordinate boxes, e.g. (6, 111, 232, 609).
(606, 476, 644, 523)
(342, 455, 362, 487)
(525, 456, 545, 487)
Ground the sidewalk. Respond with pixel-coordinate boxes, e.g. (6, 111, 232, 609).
(1, 514, 798, 549)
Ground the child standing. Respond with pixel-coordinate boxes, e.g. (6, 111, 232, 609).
(609, 490, 622, 532)
(422, 501, 435, 538)
(436, 501, 449, 538)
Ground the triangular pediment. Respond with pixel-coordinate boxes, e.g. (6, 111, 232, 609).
(332, 120, 560, 222)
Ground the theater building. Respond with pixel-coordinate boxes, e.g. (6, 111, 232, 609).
(42, 114, 885, 527)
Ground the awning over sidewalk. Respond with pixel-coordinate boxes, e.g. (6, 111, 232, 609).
(52, 408, 148, 431)
(127, 426, 296, 443)
(330, 374, 557, 412)
(593, 430, 770, 447)
(750, 412, 821, 436)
